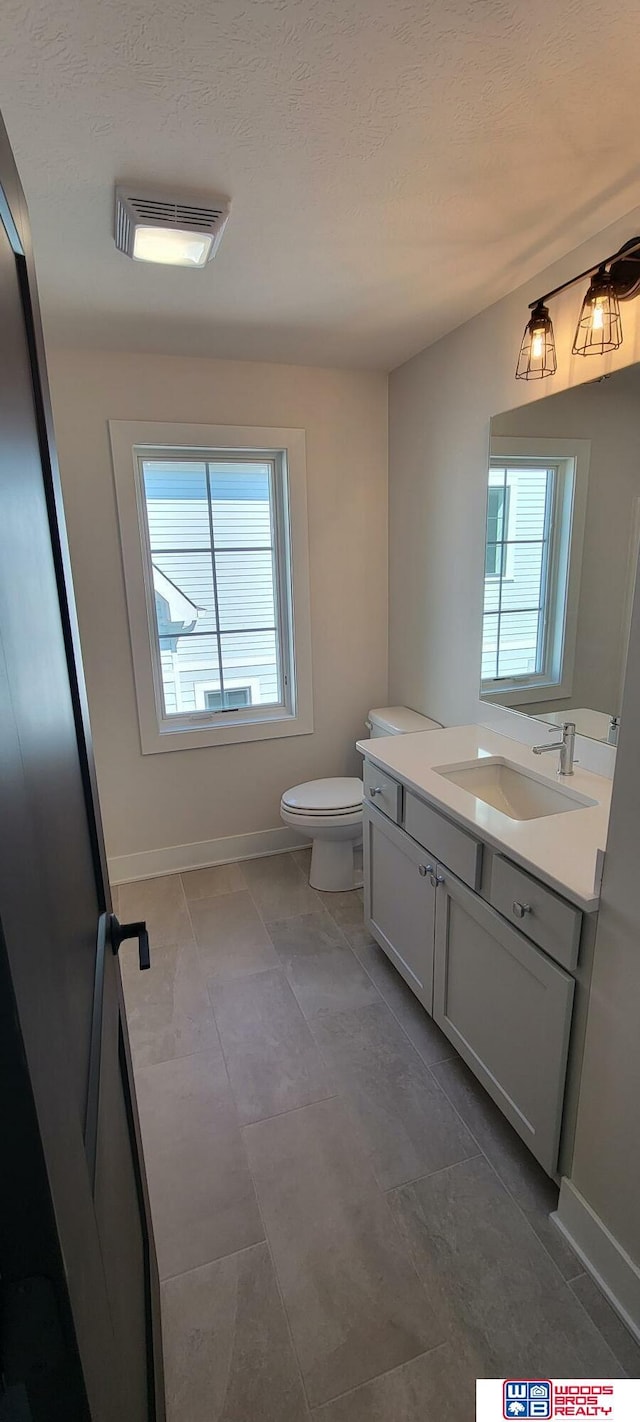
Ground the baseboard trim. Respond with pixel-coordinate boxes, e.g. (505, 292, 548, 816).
(553, 1179, 640, 1344)
(108, 826, 310, 885)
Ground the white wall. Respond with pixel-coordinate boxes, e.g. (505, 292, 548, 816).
(48, 350, 388, 876)
(388, 203, 640, 1328)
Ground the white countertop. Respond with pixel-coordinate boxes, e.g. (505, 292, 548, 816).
(356, 725, 612, 911)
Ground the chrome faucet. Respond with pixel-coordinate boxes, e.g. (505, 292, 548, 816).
(532, 720, 576, 776)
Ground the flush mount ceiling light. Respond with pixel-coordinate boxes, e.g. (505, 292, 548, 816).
(515, 235, 640, 380)
(114, 189, 230, 267)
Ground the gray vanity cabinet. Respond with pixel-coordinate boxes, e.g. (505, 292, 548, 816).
(363, 804, 436, 1013)
(362, 759, 584, 1177)
(433, 870, 575, 1175)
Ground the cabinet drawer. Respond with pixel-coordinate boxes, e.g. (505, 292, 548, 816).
(404, 792, 482, 890)
(363, 760, 402, 823)
(489, 856, 582, 971)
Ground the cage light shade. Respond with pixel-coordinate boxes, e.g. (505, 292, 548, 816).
(515, 303, 557, 380)
(572, 268, 623, 355)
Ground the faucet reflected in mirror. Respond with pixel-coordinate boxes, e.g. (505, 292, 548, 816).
(480, 364, 640, 745)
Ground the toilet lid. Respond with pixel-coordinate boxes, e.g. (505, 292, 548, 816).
(282, 777, 363, 813)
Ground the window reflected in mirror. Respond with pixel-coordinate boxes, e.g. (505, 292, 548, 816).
(483, 460, 562, 687)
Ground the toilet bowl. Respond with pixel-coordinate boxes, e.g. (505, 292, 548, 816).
(281, 707, 443, 892)
(280, 777, 364, 892)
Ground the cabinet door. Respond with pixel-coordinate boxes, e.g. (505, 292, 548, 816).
(433, 869, 574, 1176)
(363, 804, 436, 1013)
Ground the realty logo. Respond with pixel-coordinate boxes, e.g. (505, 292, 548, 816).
(504, 1382, 552, 1419)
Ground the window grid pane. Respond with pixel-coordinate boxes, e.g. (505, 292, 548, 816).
(143, 457, 283, 717)
(482, 464, 554, 684)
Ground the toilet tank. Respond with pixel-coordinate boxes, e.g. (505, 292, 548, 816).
(366, 706, 442, 737)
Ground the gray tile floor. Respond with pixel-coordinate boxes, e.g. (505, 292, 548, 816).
(116, 851, 640, 1420)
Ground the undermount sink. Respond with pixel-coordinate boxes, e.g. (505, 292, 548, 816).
(433, 757, 598, 822)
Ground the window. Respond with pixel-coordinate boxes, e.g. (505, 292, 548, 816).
(144, 455, 285, 720)
(204, 687, 251, 711)
(110, 422, 313, 751)
(481, 438, 590, 703)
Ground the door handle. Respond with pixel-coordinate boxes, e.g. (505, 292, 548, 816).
(109, 913, 151, 971)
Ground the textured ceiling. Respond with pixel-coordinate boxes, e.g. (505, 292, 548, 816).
(2, 0, 640, 369)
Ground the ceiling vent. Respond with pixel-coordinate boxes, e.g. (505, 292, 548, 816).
(114, 188, 231, 267)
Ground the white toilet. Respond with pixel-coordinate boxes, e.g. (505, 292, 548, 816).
(280, 707, 442, 892)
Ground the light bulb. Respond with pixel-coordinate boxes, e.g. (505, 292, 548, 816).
(531, 328, 545, 359)
(591, 299, 605, 331)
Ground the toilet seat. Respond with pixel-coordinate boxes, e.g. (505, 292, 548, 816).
(281, 777, 363, 816)
(282, 804, 361, 820)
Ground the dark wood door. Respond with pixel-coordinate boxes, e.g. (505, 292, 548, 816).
(0, 117, 163, 1421)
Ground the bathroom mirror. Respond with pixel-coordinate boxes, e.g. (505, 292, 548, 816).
(480, 364, 640, 744)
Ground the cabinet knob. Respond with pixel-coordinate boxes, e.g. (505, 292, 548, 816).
(418, 863, 433, 877)
(512, 901, 531, 919)
(369, 786, 383, 797)
(431, 872, 445, 888)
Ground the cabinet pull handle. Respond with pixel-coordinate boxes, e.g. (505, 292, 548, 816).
(369, 786, 383, 797)
(418, 863, 433, 877)
(512, 901, 531, 919)
(430, 871, 445, 888)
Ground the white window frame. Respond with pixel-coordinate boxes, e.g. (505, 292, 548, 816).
(109, 421, 314, 752)
(481, 437, 590, 706)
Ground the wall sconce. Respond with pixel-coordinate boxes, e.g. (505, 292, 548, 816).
(516, 302, 557, 380)
(516, 236, 640, 380)
(572, 267, 622, 356)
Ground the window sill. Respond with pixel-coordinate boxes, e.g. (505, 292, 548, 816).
(481, 680, 573, 708)
(140, 708, 314, 754)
